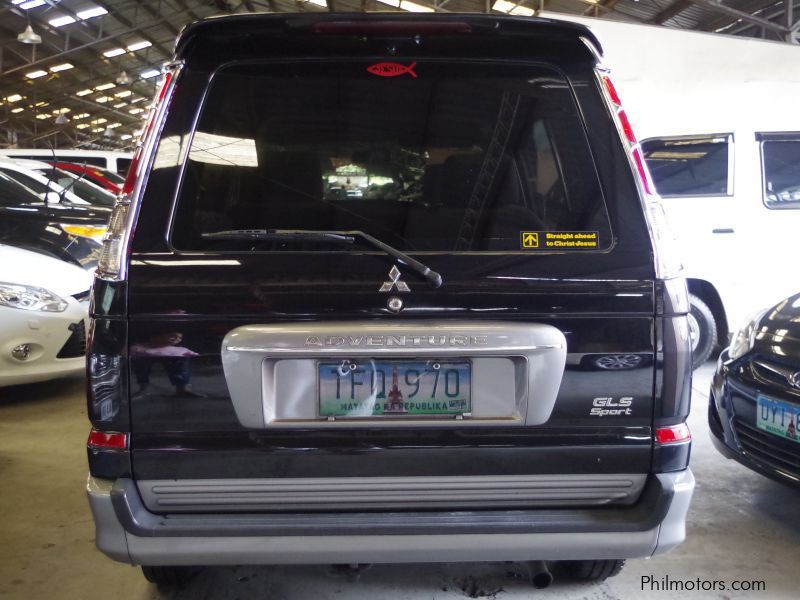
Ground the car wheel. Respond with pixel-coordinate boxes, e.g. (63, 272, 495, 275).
(590, 354, 644, 370)
(688, 294, 717, 369)
(562, 559, 625, 582)
(141, 566, 197, 586)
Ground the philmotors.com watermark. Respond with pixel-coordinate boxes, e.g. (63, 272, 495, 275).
(642, 575, 766, 593)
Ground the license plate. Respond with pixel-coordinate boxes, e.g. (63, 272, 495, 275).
(756, 395, 800, 444)
(319, 360, 471, 418)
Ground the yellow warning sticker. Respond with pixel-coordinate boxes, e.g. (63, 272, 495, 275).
(521, 232, 539, 248)
(520, 231, 599, 250)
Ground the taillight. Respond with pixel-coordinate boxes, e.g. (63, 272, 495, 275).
(96, 203, 129, 278)
(598, 69, 682, 278)
(97, 66, 179, 281)
(87, 429, 128, 450)
(598, 73, 655, 195)
(656, 423, 691, 445)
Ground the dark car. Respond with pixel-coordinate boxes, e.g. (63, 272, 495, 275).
(85, 13, 694, 588)
(709, 293, 800, 488)
(0, 170, 110, 270)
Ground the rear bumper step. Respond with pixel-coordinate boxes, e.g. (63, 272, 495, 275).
(87, 470, 694, 565)
(137, 473, 647, 512)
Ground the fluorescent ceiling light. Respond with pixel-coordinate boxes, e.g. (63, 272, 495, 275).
(403, 1, 434, 12)
(306, 0, 327, 5)
(113, 102, 127, 108)
(26, 70, 48, 79)
(90, 118, 107, 124)
(74, 113, 90, 119)
(6, 94, 23, 103)
(379, 0, 401, 6)
(76, 89, 93, 96)
(76, 123, 90, 129)
(49, 16, 77, 27)
(35, 114, 50, 120)
(492, 0, 535, 15)
(50, 63, 74, 72)
(121, 134, 132, 140)
(103, 48, 126, 58)
(140, 69, 160, 79)
(129, 108, 144, 114)
(11, 107, 24, 114)
(96, 96, 111, 103)
(91, 127, 104, 133)
(77, 7, 108, 20)
(95, 82, 116, 91)
(107, 122, 122, 129)
(129, 97, 146, 103)
(126, 41, 152, 52)
(54, 107, 71, 114)
(18, 0, 47, 9)
(34, 101, 48, 107)
(114, 90, 132, 98)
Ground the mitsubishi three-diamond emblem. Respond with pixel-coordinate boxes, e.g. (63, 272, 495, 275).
(379, 265, 410, 293)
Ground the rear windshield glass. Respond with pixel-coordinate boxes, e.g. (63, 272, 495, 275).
(641, 135, 731, 197)
(169, 62, 611, 252)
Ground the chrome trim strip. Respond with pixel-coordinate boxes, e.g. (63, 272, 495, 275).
(221, 321, 567, 428)
(226, 344, 562, 354)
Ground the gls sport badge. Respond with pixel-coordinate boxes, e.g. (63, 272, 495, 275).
(590, 397, 633, 417)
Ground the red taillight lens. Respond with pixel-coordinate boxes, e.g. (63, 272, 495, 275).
(602, 75, 622, 106)
(617, 109, 637, 144)
(312, 21, 472, 35)
(120, 147, 142, 196)
(631, 146, 654, 195)
(87, 429, 128, 450)
(656, 423, 691, 445)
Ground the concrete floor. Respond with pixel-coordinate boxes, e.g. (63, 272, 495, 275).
(1, 362, 798, 600)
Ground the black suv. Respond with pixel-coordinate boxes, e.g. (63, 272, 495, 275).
(86, 13, 694, 587)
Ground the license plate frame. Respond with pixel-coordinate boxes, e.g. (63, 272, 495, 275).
(318, 359, 472, 419)
(756, 394, 800, 444)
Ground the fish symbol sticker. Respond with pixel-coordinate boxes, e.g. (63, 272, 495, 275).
(367, 62, 418, 79)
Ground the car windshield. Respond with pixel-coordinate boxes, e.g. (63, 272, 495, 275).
(0, 170, 46, 205)
(169, 61, 611, 252)
(38, 168, 116, 207)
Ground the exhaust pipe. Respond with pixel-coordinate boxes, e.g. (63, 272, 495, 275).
(526, 561, 554, 589)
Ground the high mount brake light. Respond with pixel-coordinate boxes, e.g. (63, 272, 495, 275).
(656, 423, 691, 445)
(311, 21, 472, 35)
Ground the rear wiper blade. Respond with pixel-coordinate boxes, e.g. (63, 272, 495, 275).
(203, 229, 355, 244)
(202, 229, 443, 288)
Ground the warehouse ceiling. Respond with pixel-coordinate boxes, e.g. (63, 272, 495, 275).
(1, 0, 798, 150)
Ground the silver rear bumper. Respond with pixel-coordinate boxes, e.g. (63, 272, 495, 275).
(87, 469, 693, 566)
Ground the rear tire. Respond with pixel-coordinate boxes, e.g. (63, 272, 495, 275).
(141, 566, 197, 586)
(688, 294, 717, 369)
(563, 559, 625, 582)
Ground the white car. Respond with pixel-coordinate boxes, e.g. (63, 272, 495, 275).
(0, 244, 92, 387)
(0, 158, 87, 205)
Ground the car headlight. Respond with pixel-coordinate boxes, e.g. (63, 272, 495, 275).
(728, 308, 769, 361)
(0, 282, 68, 312)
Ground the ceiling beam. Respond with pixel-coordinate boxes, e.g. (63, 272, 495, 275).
(686, 0, 790, 34)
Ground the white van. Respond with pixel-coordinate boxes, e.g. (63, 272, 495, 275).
(544, 13, 800, 367)
(0, 149, 132, 174)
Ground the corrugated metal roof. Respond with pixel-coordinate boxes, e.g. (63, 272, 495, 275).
(0, 0, 794, 149)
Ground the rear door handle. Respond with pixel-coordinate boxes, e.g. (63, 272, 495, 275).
(712, 228, 735, 234)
